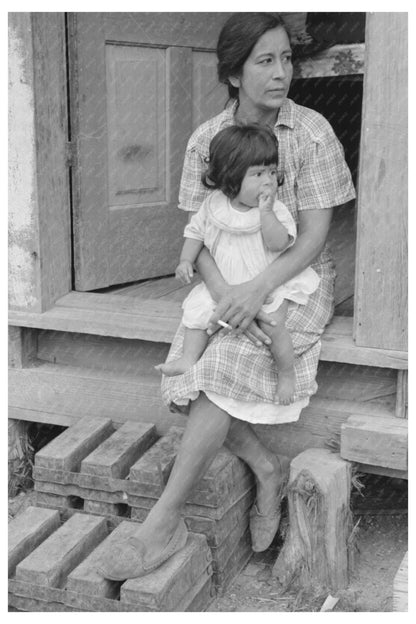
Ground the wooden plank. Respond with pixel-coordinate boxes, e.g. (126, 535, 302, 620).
(9, 13, 43, 312)
(395, 370, 408, 419)
(31, 13, 72, 310)
(8, 327, 38, 368)
(352, 463, 407, 481)
(8, 363, 175, 429)
(393, 551, 408, 611)
(15, 513, 108, 587)
(37, 330, 170, 375)
(9, 294, 408, 368)
(80, 421, 158, 479)
(341, 414, 408, 471)
(10, 361, 402, 459)
(8, 406, 76, 428)
(8, 507, 60, 577)
(35, 416, 114, 472)
(293, 43, 364, 78)
(354, 13, 407, 350)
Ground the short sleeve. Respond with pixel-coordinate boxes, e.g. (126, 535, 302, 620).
(273, 199, 297, 241)
(296, 124, 356, 211)
(183, 200, 208, 241)
(178, 147, 211, 213)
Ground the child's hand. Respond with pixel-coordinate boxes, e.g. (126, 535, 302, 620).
(175, 260, 194, 285)
(258, 191, 275, 212)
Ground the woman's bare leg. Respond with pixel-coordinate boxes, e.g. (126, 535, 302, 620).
(224, 419, 287, 515)
(132, 392, 231, 558)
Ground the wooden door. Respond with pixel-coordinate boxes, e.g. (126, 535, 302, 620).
(69, 13, 230, 291)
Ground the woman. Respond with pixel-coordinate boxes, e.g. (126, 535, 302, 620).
(100, 12, 355, 580)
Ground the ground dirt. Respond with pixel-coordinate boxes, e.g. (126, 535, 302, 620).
(8, 473, 408, 613)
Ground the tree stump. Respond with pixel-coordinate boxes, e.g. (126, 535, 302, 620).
(8, 419, 31, 497)
(272, 448, 354, 593)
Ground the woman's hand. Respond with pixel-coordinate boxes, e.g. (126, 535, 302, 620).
(207, 281, 275, 335)
(241, 317, 274, 347)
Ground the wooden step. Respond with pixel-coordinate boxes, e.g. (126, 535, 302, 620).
(9, 291, 407, 368)
(8, 507, 213, 612)
(340, 414, 408, 473)
(9, 359, 407, 478)
(8, 361, 180, 431)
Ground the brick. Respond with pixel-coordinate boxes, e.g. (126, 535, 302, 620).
(184, 488, 254, 547)
(210, 515, 250, 573)
(80, 421, 158, 478)
(184, 575, 215, 612)
(128, 426, 183, 493)
(128, 427, 254, 507)
(129, 477, 253, 518)
(34, 491, 81, 511)
(66, 521, 139, 598)
(33, 465, 130, 496)
(8, 508, 215, 612)
(120, 532, 212, 611)
(8, 507, 61, 577)
(34, 479, 127, 505)
(213, 529, 252, 589)
(84, 499, 130, 518)
(35, 416, 114, 472)
(8, 593, 76, 612)
(15, 513, 108, 587)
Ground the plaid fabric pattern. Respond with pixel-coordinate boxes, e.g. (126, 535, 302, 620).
(179, 98, 356, 220)
(163, 98, 355, 412)
(161, 261, 336, 410)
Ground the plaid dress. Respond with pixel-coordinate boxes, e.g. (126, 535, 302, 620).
(161, 98, 356, 417)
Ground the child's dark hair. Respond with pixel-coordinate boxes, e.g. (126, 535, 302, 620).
(202, 125, 279, 199)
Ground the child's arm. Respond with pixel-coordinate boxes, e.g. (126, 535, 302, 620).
(259, 193, 292, 252)
(175, 237, 204, 284)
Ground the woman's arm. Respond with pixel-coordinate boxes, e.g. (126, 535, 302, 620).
(208, 208, 333, 332)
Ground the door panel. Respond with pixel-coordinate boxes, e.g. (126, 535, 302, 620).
(106, 45, 166, 206)
(192, 51, 227, 130)
(70, 13, 230, 290)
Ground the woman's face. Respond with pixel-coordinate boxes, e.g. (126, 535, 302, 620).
(231, 27, 293, 114)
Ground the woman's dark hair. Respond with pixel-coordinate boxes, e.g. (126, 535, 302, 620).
(202, 124, 279, 199)
(217, 13, 291, 100)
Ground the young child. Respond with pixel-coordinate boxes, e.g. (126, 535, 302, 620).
(156, 125, 320, 404)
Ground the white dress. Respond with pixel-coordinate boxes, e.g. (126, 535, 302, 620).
(182, 189, 320, 330)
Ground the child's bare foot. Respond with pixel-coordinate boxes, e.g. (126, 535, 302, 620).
(154, 356, 196, 376)
(276, 370, 295, 405)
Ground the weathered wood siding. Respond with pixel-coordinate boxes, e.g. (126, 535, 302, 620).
(8, 13, 71, 312)
(354, 13, 407, 350)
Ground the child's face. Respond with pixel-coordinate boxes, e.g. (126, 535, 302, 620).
(232, 164, 278, 210)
